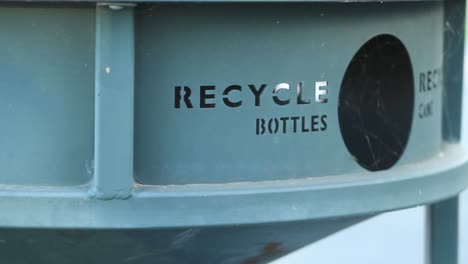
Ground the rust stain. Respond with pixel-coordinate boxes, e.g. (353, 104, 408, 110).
(241, 242, 285, 264)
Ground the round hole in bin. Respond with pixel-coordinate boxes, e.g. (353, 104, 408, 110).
(338, 34, 414, 171)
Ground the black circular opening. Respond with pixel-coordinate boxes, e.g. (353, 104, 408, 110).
(338, 34, 414, 171)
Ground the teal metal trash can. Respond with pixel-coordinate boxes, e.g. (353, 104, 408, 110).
(0, 0, 466, 263)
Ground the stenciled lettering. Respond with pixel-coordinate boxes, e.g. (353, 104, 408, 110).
(418, 68, 440, 119)
(174, 81, 330, 135)
(223, 85, 242, 107)
(256, 115, 328, 135)
(174, 82, 329, 109)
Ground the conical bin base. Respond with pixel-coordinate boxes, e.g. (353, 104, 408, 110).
(0, 216, 369, 264)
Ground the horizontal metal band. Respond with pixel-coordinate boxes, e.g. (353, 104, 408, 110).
(0, 142, 464, 229)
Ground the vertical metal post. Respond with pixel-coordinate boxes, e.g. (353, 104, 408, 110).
(91, 3, 135, 199)
(429, 0, 465, 262)
(443, 0, 465, 141)
(428, 197, 459, 264)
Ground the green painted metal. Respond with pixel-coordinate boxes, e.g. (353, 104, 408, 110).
(0, 143, 465, 229)
(0, 5, 95, 185)
(0, 0, 446, 3)
(134, 2, 443, 185)
(92, 4, 135, 199)
(443, 0, 465, 142)
(428, 0, 466, 263)
(0, 1, 464, 263)
(429, 197, 459, 264)
(0, 217, 369, 264)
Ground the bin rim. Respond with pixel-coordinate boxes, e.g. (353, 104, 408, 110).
(0, 142, 465, 229)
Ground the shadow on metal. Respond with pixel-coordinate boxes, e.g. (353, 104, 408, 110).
(0, 216, 369, 264)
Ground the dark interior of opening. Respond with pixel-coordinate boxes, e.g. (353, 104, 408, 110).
(338, 34, 414, 171)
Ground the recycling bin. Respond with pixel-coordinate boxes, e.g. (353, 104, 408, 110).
(0, 0, 466, 263)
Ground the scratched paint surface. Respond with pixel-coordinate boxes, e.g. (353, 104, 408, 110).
(134, 2, 443, 185)
(0, 217, 366, 264)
